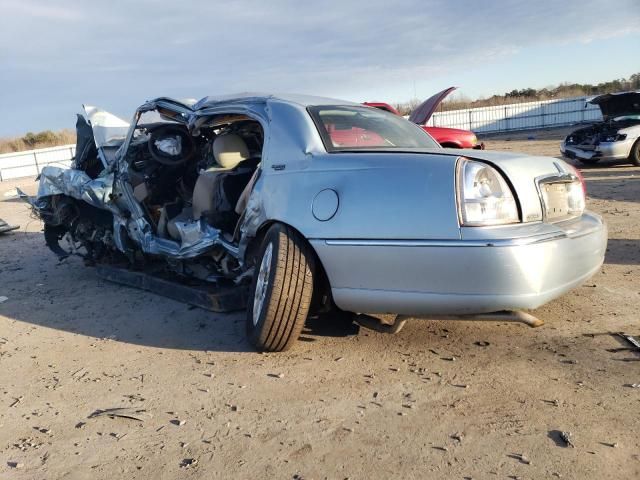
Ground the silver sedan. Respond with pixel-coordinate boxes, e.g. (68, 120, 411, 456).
(26, 94, 607, 351)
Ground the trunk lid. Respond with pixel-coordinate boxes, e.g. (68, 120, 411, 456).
(453, 149, 578, 223)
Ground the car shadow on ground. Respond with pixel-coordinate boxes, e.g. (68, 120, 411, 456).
(579, 164, 640, 203)
(574, 160, 635, 170)
(579, 166, 638, 177)
(586, 180, 640, 202)
(604, 238, 640, 266)
(0, 232, 358, 352)
(300, 314, 360, 343)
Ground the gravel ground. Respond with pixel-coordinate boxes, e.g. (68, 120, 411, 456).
(1, 129, 639, 479)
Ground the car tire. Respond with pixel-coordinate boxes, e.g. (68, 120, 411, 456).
(246, 224, 315, 352)
(578, 157, 600, 166)
(629, 139, 640, 166)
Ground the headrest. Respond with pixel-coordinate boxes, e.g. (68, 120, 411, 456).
(212, 134, 250, 169)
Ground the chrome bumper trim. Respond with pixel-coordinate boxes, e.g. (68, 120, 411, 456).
(323, 232, 565, 248)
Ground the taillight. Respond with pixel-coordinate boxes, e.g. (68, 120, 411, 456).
(456, 158, 519, 226)
(570, 164, 587, 196)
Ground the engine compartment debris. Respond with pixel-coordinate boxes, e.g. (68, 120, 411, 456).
(562, 91, 640, 165)
(21, 100, 266, 312)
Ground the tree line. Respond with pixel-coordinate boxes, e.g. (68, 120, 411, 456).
(396, 72, 640, 114)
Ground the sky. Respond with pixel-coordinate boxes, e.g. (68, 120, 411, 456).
(0, 0, 639, 136)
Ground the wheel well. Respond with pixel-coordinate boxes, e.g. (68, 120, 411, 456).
(244, 220, 277, 266)
(440, 142, 462, 148)
(629, 137, 640, 165)
(245, 220, 333, 314)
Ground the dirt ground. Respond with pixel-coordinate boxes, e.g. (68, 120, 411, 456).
(1, 128, 639, 479)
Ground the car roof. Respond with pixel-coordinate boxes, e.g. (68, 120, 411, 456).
(192, 92, 360, 110)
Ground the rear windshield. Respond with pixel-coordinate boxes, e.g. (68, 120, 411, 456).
(308, 105, 439, 152)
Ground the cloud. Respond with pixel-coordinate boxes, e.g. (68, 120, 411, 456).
(1, 0, 639, 133)
(1, 0, 84, 21)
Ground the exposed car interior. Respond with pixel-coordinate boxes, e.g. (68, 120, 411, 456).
(123, 110, 263, 242)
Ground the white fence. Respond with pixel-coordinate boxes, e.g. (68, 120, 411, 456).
(426, 95, 603, 134)
(0, 144, 75, 181)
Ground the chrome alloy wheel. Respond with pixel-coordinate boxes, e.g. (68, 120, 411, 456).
(253, 242, 273, 326)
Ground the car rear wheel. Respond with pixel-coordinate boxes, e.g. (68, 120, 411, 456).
(629, 139, 640, 166)
(246, 224, 315, 351)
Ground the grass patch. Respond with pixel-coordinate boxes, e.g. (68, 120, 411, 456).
(0, 129, 76, 154)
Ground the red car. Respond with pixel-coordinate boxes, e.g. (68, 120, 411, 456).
(364, 87, 484, 149)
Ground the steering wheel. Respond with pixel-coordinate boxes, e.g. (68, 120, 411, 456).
(147, 125, 196, 166)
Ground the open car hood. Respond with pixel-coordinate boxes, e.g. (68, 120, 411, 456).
(408, 86, 457, 125)
(82, 105, 130, 148)
(589, 91, 640, 121)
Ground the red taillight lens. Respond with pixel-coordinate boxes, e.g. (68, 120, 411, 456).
(570, 165, 587, 195)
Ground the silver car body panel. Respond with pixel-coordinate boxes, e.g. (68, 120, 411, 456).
(31, 93, 607, 315)
(312, 212, 605, 315)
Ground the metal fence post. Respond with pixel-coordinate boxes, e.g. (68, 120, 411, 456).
(541, 103, 545, 128)
(33, 151, 40, 175)
(468, 110, 472, 130)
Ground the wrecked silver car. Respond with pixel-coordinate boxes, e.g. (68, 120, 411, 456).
(25, 94, 607, 351)
(561, 90, 640, 165)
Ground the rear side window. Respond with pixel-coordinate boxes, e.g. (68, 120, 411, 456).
(308, 105, 438, 152)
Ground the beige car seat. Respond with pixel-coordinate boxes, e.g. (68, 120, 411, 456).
(192, 134, 250, 220)
(164, 134, 251, 241)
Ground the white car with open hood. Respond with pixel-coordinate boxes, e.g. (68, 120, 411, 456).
(561, 91, 640, 165)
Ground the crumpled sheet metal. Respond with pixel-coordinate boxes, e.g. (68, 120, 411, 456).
(237, 175, 267, 260)
(82, 105, 130, 148)
(111, 206, 224, 260)
(140, 219, 223, 260)
(35, 160, 228, 261)
(36, 166, 114, 211)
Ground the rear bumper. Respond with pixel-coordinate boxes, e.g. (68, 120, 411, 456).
(561, 139, 633, 161)
(310, 212, 607, 315)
